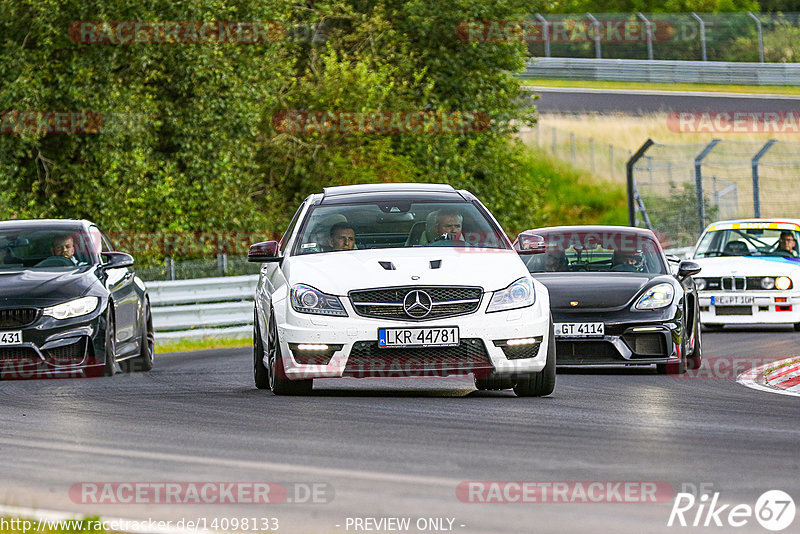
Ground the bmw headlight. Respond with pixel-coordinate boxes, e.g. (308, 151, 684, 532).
(487, 277, 536, 313)
(775, 276, 792, 290)
(290, 284, 347, 316)
(43, 296, 99, 320)
(761, 277, 775, 290)
(695, 278, 707, 291)
(635, 283, 675, 310)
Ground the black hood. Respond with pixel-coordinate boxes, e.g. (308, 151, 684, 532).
(0, 267, 100, 307)
(535, 272, 669, 311)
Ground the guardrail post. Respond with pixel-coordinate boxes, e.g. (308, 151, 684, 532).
(692, 12, 707, 61)
(165, 257, 175, 281)
(586, 13, 601, 58)
(748, 11, 765, 63)
(751, 139, 776, 218)
(694, 139, 720, 234)
(217, 253, 227, 276)
(535, 14, 550, 58)
(637, 12, 653, 60)
(627, 139, 655, 226)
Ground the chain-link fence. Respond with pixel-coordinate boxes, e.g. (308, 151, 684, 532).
(136, 254, 260, 282)
(521, 12, 800, 62)
(629, 140, 800, 248)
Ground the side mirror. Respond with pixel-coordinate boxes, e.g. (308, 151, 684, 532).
(248, 241, 281, 262)
(102, 251, 134, 269)
(515, 232, 547, 255)
(677, 260, 701, 280)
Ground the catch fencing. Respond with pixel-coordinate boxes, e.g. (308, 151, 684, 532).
(627, 139, 800, 248)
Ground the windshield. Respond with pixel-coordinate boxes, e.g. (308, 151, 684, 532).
(694, 225, 800, 258)
(522, 229, 667, 274)
(292, 201, 510, 255)
(0, 225, 98, 270)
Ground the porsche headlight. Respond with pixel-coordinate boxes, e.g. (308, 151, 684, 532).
(43, 296, 99, 320)
(487, 277, 536, 313)
(761, 277, 775, 290)
(290, 284, 347, 316)
(775, 276, 792, 290)
(635, 283, 674, 310)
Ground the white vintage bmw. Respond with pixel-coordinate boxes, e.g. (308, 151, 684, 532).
(690, 219, 800, 329)
(247, 183, 554, 397)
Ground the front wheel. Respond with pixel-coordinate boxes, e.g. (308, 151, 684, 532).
(266, 309, 313, 396)
(793, 322, 800, 332)
(121, 302, 154, 372)
(253, 310, 270, 389)
(513, 321, 556, 397)
(103, 309, 117, 377)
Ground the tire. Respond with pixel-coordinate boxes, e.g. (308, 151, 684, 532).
(513, 320, 556, 397)
(253, 310, 270, 389)
(103, 308, 116, 377)
(121, 302, 154, 373)
(703, 324, 724, 332)
(793, 323, 800, 332)
(266, 309, 313, 396)
(474, 372, 515, 391)
(687, 315, 703, 371)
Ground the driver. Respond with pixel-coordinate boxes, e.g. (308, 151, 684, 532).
(433, 209, 463, 241)
(328, 222, 356, 251)
(774, 231, 798, 258)
(611, 250, 642, 272)
(52, 235, 80, 265)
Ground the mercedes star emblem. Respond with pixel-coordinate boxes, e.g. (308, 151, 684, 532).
(403, 290, 433, 318)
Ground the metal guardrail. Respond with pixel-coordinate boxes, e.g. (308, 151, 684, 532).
(149, 275, 258, 342)
(520, 57, 800, 85)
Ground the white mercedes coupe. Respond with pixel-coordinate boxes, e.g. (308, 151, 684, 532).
(248, 183, 554, 396)
(690, 218, 800, 329)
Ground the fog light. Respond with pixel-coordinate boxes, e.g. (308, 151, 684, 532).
(776, 276, 792, 290)
(776, 297, 787, 303)
(506, 337, 539, 346)
(296, 344, 330, 351)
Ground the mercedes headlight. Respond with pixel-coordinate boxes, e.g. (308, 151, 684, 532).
(43, 296, 99, 320)
(487, 277, 536, 313)
(775, 276, 792, 290)
(290, 284, 347, 316)
(635, 283, 675, 310)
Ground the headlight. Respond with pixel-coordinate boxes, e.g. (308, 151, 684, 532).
(487, 277, 536, 313)
(761, 277, 775, 290)
(43, 296, 99, 320)
(775, 276, 792, 290)
(290, 284, 347, 316)
(635, 283, 674, 310)
(695, 278, 707, 291)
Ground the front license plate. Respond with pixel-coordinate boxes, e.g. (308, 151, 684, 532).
(378, 327, 460, 348)
(555, 322, 604, 338)
(0, 331, 23, 345)
(712, 295, 754, 306)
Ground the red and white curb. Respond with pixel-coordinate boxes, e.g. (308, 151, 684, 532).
(737, 357, 800, 397)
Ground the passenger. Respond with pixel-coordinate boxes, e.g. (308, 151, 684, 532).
(328, 222, 356, 251)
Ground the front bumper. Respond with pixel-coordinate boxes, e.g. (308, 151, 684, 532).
(272, 295, 551, 380)
(0, 305, 107, 379)
(552, 310, 681, 367)
(699, 291, 800, 325)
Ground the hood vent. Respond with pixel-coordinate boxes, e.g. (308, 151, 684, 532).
(378, 261, 396, 271)
(430, 260, 442, 269)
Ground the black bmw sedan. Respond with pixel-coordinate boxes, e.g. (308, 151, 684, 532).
(0, 219, 153, 378)
(515, 226, 702, 374)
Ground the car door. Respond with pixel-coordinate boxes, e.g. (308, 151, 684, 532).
(93, 226, 140, 355)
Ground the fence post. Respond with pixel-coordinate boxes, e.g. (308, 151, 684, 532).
(692, 12, 707, 61)
(552, 128, 557, 154)
(165, 257, 175, 281)
(586, 13, 602, 58)
(637, 12, 653, 60)
(748, 11, 765, 63)
(570, 133, 576, 163)
(627, 139, 655, 226)
(751, 139, 776, 218)
(609, 144, 614, 178)
(535, 14, 550, 58)
(694, 139, 721, 234)
(590, 138, 595, 171)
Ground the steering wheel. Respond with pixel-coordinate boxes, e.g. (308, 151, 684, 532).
(35, 256, 75, 267)
(430, 233, 468, 246)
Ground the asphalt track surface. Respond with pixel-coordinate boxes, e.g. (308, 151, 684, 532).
(531, 87, 800, 114)
(1, 327, 799, 534)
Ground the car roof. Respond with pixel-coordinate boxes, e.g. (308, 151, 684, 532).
(319, 183, 467, 205)
(0, 218, 91, 230)
(703, 218, 800, 230)
(520, 225, 658, 238)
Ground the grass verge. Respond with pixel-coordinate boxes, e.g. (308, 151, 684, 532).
(764, 357, 800, 376)
(156, 336, 251, 354)
(522, 78, 800, 96)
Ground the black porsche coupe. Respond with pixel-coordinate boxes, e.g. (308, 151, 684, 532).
(0, 219, 153, 378)
(515, 226, 702, 374)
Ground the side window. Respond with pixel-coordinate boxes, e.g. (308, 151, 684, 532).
(100, 231, 115, 252)
(279, 203, 305, 254)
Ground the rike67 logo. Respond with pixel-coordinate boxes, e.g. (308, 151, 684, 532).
(668, 490, 795, 531)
